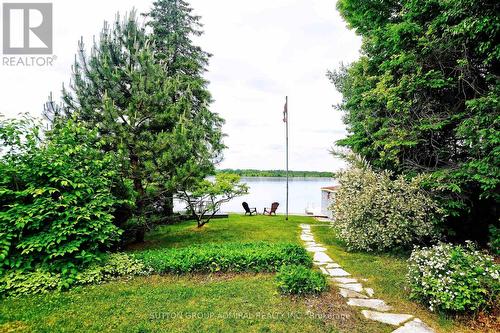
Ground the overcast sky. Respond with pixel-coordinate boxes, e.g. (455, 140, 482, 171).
(0, 0, 361, 171)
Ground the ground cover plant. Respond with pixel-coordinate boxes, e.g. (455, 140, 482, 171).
(134, 242, 312, 274)
(0, 253, 149, 297)
(276, 264, 328, 295)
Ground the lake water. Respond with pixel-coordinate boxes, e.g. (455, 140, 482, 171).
(175, 177, 335, 214)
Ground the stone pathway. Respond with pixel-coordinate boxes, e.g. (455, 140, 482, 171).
(299, 224, 435, 333)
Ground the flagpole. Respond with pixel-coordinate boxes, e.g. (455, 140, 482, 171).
(285, 96, 289, 221)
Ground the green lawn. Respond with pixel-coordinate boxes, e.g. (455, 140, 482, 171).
(0, 215, 476, 332)
(0, 272, 394, 333)
(0, 274, 324, 333)
(127, 214, 323, 250)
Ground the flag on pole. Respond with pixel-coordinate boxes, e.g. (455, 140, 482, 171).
(283, 99, 288, 123)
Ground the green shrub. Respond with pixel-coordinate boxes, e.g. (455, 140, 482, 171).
(0, 253, 148, 297)
(488, 225, 500, 256)
(134, 242, 312, 274)
(332, 154, 442, 251)
(408, 242, 500, 313)
(276, 265, 327, 295)
(0, 117, 128, 274)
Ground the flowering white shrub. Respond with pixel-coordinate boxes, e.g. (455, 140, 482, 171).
(408, 242, 500, 313)
(331, 155, 442, 251)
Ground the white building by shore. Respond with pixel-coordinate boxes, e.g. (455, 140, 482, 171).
(320, 186, 339, 219)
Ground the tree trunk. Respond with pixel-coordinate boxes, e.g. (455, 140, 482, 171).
(135, 227, 145, 243)
(197, 219, 206, 228)
(130, 151, 146, 243)
(163, 190, 174, 215)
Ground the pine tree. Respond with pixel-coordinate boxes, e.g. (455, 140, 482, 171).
(146, 0, 210, 77)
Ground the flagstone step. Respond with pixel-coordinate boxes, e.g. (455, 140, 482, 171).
(300, 235, 314, 241)
(313, 252, 334, 263)
(361, 310, 413, 326)
(331, 277, 358, 284)
(327, 268, 351, 277)
(337, 283, 364, 293)
(347, 298, 392, 312)
(306, 246, 327, 252)
(391, 318, 435, 333)
(339, 288, 368, 299)
(325, 263, 341, 268)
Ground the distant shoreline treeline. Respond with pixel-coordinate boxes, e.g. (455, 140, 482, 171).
(216, 169, 333, 178)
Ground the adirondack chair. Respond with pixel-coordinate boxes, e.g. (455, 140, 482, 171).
(242, 202, 257, 215)
(263, 202, 279, 215)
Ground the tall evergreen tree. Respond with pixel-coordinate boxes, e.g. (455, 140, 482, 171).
(330, 0, 499, 242)
(146, 0, 210, 77)
(144, 0, 223, 215)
